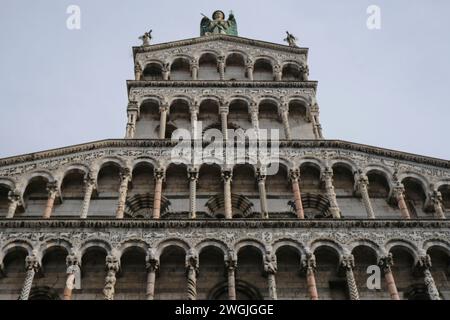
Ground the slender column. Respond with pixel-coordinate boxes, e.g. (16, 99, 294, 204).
(152, 168, 165, 219)
(279, 103, 292, 140)
(162, 62, 170, 80)
(225, 250, 237, 300)
(186, 249, 199, 300)
(245, 57, 254, 80)
(145, 249, 159, 300)
(63, 253, 81, 300)
(322, 167, 341, 218)
(256, 169, 269, 219)
(80, 174, 95, 219)
(378, 254, 400, 300)
(222, 170, 233, 219)
(264, 250, 278, 300)
(19, 252, 40, 300)
(416, 255, 441, 300)
(302, 253, 319, 300)
(103, 255, 120, 300)
(125, 101, 139, 139)
(218, 55, 225, 80)
(392, 183, 411, 219)
(249, 101, 259, 139)
(273, 64, 282, 81)
(289, 169, 305, 219)
(220, 110, 229, 141)
(340, 254, 359, 300)
(43, 181, 58, 219)
(115, 168, 131, 219)
(190, 103, 199, 140)
(134, 62, 142, 80)
(159, 103, 169, 139)
(187, 168, 199, 219)
(357, 173, 376, 219)
(190, 58, 199, 80)
(430, 190, 446, 219)
(6, 190, 21, 219)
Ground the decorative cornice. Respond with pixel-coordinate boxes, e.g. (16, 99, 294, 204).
(132, 34, 308, 59)
(126, 80, 318, 92)
(0, 218, 449, 229)
(0, 139, 449, 169)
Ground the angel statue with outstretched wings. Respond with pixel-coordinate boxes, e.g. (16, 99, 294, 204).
(200, 10, 237, 36)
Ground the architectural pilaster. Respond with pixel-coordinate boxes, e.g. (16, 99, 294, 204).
(19, 252, 40, 300)
(301, 252, 318, 300)
(134, 62, 142, 81)
(256, 168, 269, 219)
(322, 167, 341, 218)
(222, 170, 233, 219)
(340, 254, 359, 300)
(115, 168, 131, 219)
(145, 249, 159, 300)
(43, 181, 58, 219)
(356, 173, 376, 219)
(264, 250, 278, 300)
(225, 250, 237, 300)
(80, 174, 96, 219)
(185, 249, 199, 300)
(6, 190, 21, 219)
(378, 254, 400, 300)
(153, 168, 165, 219)
(392, 182, 411, 219)
(187, 168, 199, 219)
(416, 255, 441, 300)
(289, 169, 305, 219)
(63, 253, 81, 300)
(103, 254, 120, 300)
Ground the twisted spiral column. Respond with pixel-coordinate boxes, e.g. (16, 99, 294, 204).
(186, 249, 199, 300)
(80, 174, 95, 219)
(115, 168, 131, 219)
(341, 254, 359, 300)
(19, 253, 40, 300)
(322, 167, 341, 218)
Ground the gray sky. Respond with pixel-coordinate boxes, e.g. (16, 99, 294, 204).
(0, 0, 449, 160)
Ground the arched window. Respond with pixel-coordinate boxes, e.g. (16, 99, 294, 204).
(225, 53, 246, 80)
(199, 53, 219, 80)
(143, 63, 163, 80)
(170, 58, 191, 80)
(253, 59, 273, 81)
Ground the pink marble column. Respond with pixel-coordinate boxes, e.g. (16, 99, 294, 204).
(289, 169, 305, 219)
(152, 168, 165, 219)
(43, 182, 58, 219)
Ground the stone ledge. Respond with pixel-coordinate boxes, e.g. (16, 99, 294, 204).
(0, 218, 449, 229)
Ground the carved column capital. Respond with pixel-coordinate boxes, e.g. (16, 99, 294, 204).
(221, 170, 233, 182)
(185, 249, 199, 274)
(25, 253, 40, 273)
(105, 254, 120, 273)
(8, 190, 21, 204)
(289, 168, 300, 182)
(340, 254, 355, 271)
(301, 252, 317, 274)
(225, 250, 238, 271)
(378, 254, 394, 273)
(145, 249, 160, 272)
(46, 181, 58, 196)
(187, 168, 199, 182)
(264, 251, 278, 275)
(416, 254, 432, 272)
(154, 168, 166, 181)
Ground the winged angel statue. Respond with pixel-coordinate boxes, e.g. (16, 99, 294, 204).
(200, 10, 238, 36)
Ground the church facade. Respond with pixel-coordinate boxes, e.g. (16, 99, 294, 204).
(0, 11, 449, 300)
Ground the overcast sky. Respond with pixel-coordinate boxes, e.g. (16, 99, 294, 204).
(0, 0, 449, 160)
